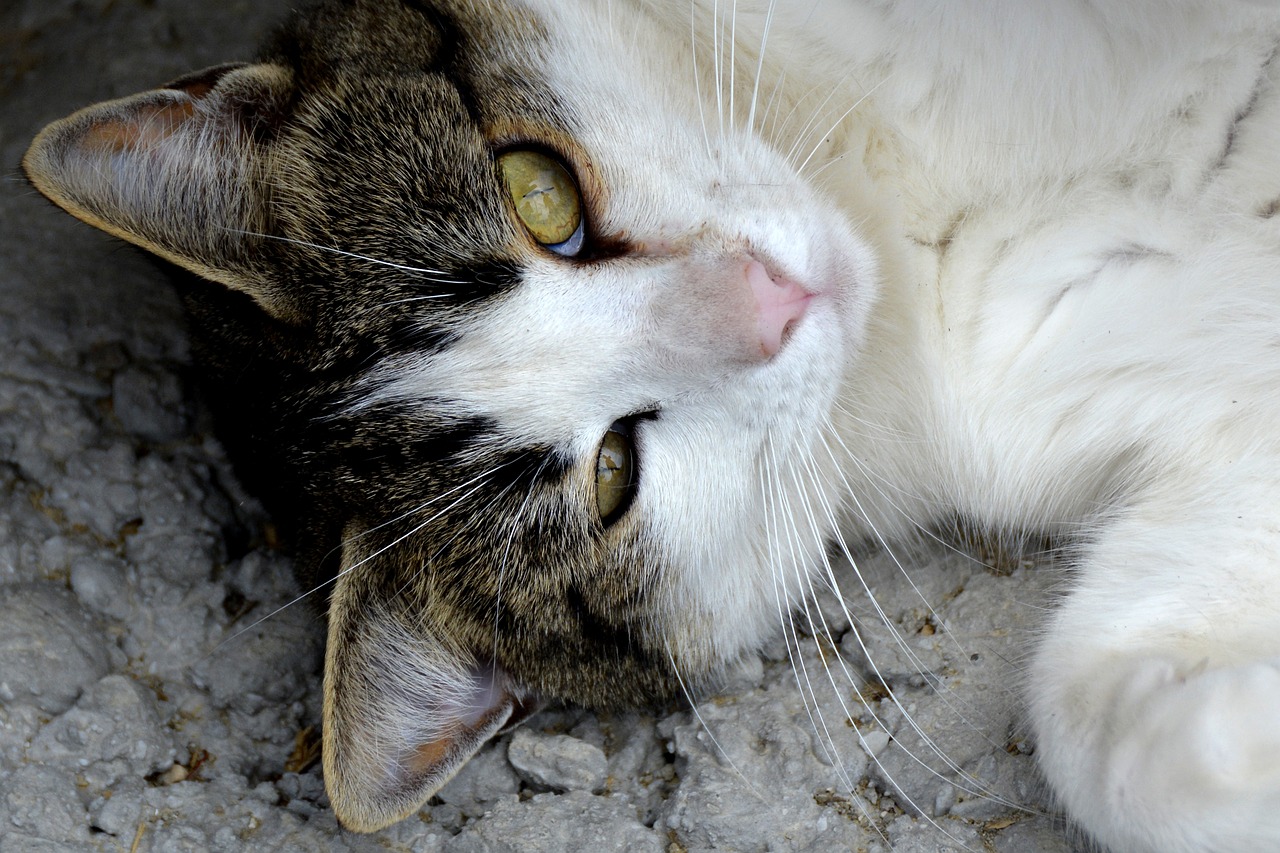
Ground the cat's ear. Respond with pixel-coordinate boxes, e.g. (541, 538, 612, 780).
(22, 63, 294, 317)
(321, 546, 536, 832)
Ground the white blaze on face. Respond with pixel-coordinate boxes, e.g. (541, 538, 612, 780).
(358, 0, 882, 671)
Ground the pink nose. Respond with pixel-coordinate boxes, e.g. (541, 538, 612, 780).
(746, 259, 813, 358)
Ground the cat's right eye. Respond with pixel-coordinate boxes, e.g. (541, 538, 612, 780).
(595, 421, 637, 525)
(497, 149, 584, 256)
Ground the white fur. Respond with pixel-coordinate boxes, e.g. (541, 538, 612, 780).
(360, 1, 1280, 848)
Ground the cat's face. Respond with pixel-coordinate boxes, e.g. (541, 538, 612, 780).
(24, 0, 876, 830)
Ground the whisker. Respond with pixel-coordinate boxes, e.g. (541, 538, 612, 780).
(829, 434, 1008, 589)
(781, 443, 968, 814)
(761, 433, 900, 844)
(380, 294, 459, 307)
(206, 457, 518, 657)
(747, 0, 777, 135)
(712, 0, 725, 146)
(489, 455, 554, 665)
(796, 75, 892, 178)
(828, 397, 924, 444)
(728, 0, 738, 136)
(764, 74, 831, 156)
(809, 431, 1029, 811)
(814, 429, 978, 687)
(768, 436, 857, 789)
(802, 151, 847, 186)
(759, 67, 789, 150)
(763, 459, 895, 846)
(226, 228, 466, 287)
(689, 0, 716, 162)
(665, 647, 767, 801)
(780, 78, 848, 168)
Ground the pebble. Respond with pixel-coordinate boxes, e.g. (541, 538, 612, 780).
(446, 790, 663, 853)
(506, 728, 608, 793)
(28, 674, 175, 778)
(69, 554, 131, 619)
(436, 738, 521, 817)
(0, 585, 111, 715)
(111, 363, 189, 442)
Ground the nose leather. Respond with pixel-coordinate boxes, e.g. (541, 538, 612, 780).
(745, 258, 813, 358)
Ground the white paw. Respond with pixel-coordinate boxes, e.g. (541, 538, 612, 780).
(1034, 657, 1280, 853)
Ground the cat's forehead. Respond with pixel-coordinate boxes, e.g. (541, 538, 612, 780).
(276, 0, 573, 137)
(263, 0, 669, 304)
(270, 0, 706, 222)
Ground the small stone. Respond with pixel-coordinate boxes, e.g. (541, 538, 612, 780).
(0, 585, 111, 715)
(69, 555, 131, 619)
(111, 363, 188, 442)
(156, 763, 189, 785)
(933, 783, 957, 816)
(28, 674, 175, 778)
(90, 777, 145, 836)
(506, 728, 609, 793)
(447, 790, 664, 853)
(860, 730, 891, 757)
(0, 764, 89, 843)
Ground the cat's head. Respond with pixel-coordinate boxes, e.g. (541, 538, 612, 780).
(24, 0, 877, 830)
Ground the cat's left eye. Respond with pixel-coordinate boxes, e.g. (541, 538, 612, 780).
(497, 149, 585, 257)
(596, 421, 637, 525)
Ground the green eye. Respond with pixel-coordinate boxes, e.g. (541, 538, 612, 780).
(595, 423, 636, 524)
(497, 149, 584, 255)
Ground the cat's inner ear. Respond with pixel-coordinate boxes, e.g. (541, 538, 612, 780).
(22, 62, 293, 317)
(322, 542, 536, 833)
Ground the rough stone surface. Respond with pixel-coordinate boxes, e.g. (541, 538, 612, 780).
(1, 2, 1075, 851)
(0, 585, 114, 714)
(446, 791, 665, 853)
(506, 728, 609, 793)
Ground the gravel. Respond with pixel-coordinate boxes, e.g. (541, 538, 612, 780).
(2, 2, 1076, 850)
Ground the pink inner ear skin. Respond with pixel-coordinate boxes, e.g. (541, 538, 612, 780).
(461, 665, 506, 728)
(176, 80, 217, 100)
(462, 665, 543, 732)
(83, 98, 196, 154)
(408, 738, 453, 776)
(409, 699, 513, 777)
(463, 661, 543, 731)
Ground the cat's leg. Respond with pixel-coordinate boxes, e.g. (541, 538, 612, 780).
(1029, 456, 1280, 853)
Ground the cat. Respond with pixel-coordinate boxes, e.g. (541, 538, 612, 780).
(22, 0, 1280, 849)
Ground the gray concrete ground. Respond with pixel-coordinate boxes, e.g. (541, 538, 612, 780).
(2, 2, 1076, 850)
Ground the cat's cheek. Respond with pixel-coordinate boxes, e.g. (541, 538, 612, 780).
(636, 351, 848, 676)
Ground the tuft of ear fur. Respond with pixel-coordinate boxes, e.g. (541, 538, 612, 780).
(22, 63, 294, 316)
(322, 541, 536, 833)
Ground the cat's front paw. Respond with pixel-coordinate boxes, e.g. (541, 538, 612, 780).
(1033, 656, 1280, 853)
